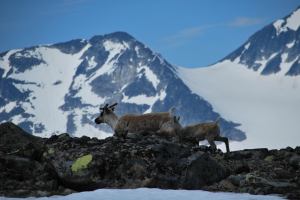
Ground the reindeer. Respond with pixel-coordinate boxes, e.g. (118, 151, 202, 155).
(94, 103, 181, 138)
(177, 118, 230, 153)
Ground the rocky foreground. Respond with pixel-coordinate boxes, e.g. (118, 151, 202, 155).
(0, 122, 299, 199)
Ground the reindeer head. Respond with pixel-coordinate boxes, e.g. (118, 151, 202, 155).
(94, 103, 118, 124)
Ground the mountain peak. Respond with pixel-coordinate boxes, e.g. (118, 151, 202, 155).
(223, 6, 300, 76)
(90, 31, 135, 44)
(0, 31, 245, 141)
(273, 6, 300, 34)
(105, 31, 135, 40)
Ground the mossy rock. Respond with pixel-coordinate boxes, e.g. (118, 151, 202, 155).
(71, 154, 93, 173)
(264, 155, 274, 162)
(48, 148, 55, 154)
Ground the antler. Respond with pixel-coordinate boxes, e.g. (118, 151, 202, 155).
(109, 103, 118, 108)
(100, 104, 109, 111)
(99, 103, 118, 111)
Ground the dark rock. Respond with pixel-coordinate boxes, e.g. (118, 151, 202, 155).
(295, 146, 300, 154)
(233, 162, 250, 174)
(0, 122, 44, 154)
(289, 155, 300, 169)
(182, 152, 227, 189)
(0, 122, 299, 199)
(228, 174, 245, 186)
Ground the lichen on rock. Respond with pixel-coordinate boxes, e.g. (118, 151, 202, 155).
(71, 154, 93, 173)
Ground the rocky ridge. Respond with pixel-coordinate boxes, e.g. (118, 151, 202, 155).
(0, 122, 299, 199)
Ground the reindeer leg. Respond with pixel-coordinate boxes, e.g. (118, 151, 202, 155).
(215, 136, 230, 153)
(207, 139, 217, 152)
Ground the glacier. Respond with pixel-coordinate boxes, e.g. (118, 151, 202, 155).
(178, 59, 300, 151)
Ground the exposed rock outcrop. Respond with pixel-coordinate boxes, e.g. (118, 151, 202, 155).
(0, 122, 299, 199)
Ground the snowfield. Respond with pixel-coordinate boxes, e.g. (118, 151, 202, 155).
(178, 60, 300, 151)
(0, 188, 284, 200)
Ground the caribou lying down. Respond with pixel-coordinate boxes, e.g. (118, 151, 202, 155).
(94, 103, 181, 138)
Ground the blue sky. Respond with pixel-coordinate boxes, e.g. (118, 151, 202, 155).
(0, 0, 299, 67)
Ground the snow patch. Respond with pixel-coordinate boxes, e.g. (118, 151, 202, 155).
(273, 19, 285, 35)
(238, 42, 251, 61)
(135, 46, 140, 57)
(0, 49, 21, 78)
(122, 89, 166, 113)
(273, 8, 300, 35)
(72, 74, 86, 90)
(138, 65, 160, 89)
(15, 49, 42, 59)
(0, 101, 17, 113)
(0, 188, 284, 200)
(103, 40, 128, 63)
(285, 8, 300, 31)
(244, 42, 250, 50)
(258, 53, 278, 74)
(87, 56, 97, 70)
(86, 40, 128, 81)
(123, 94, 158, 105)
(72, 73, 106, 106)
(286, 40, 295, 48)
(279, 53, 298, 75)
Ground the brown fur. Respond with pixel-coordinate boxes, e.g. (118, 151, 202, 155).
(115, 112, 179, 137)
(95, 105, 180, 138)
(178, 120, 230, 153)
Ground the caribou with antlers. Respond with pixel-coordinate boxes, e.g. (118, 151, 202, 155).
(94, 103, 181, 138)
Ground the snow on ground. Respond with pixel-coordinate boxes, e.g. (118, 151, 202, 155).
(8, 44, 91, 135)
(0, 188, 284, 200)
(178, 60, 300, 151)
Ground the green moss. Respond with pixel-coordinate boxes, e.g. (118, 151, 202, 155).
(71, 154, 93, 173)
(264, 155, 274, 162)
(48, 148, 55, 154)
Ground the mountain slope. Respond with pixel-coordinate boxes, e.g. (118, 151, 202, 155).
(0, 32, 245, 141)
(223, 7, 300, 76)
(178, 7, 300, 150)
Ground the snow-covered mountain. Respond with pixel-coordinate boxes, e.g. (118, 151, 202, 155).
(178, 7, 300, 150)
(0, 32, 245, 140)
(224, 6, 300, 75)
